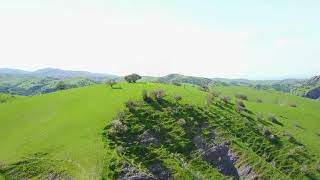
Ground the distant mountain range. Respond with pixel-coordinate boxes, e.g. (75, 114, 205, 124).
(0, 68, 118, 81)
(0, 68, 319, 99)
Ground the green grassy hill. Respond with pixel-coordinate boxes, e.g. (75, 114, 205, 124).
(0, 83, 319, 179)
(0, 83, 206, 179)
(214, 86, 320, 155)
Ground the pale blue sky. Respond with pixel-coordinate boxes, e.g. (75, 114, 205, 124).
(0, 0, 319, 79)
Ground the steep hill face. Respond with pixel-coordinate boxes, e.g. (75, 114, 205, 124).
(103, 94, 320, 179)
(304, 86, 320, 99)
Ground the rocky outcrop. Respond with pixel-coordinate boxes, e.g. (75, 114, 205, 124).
(192, 134, 259, 180)
(192, 135, 239, 178)
(119, 162, 172, 180)
(119, 163, 154, 180)
(304, 86, 320, 99)
(148, 162, 172, 180)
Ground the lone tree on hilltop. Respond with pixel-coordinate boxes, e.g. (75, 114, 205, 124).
(124, 73, 141, 83)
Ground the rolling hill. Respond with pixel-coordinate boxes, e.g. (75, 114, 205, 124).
(0, 83, 319, 179)
(0, 76, 98, 96)
(0, 68, 118, 81)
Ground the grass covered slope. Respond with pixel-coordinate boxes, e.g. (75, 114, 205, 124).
(0, 83, 206, 179)
(1, 83, 319, 179)
(214, 86, 320, 155)
(102, 89, 320, 179)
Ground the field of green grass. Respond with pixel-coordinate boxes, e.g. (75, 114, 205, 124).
(0, 83, 206, 179)
(214, 86, 320, 155)
(0, 83, 319, 179)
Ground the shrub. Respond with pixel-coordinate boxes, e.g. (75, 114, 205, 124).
(125, 100, 137, 111)
(115, 111, 125, 120)
(172, 81, 181, 86)
(289, 103, 297, 108)
(56, 81, 67, 90)
(268, 113, 277, 123)
(236, 99, 245, 108)
(173, 94, 182, 103)
(221, 96, 231, 103)
(287, 149, 295, 157)
(256, 98, 263, 103)
(235, 104, 245, 112)
(116, 145, 124, 154)
(124, 73, 141, 83)
(142, 90, 152, 103)
(300, 165, 310, 175)
(288, 134, 301, 145)
(256, 113, 263, 121)
(186, 104, 194, 110)
(263, 128, 272, 136)
(111, 119, 127, 134)
(106, 80, 117, 88)
(177, 118, 186, 126)
(268, 134, 278, 143)
(151, 89, 166, 102)
(235, 93, 248, 100)
(210, 90, 221, 97)
(200, 85, 209, 92)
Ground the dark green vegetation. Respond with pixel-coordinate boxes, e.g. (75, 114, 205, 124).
(0, 68, 118, 96)
(0, 153, 73, 179)
(124, 73, 142, 83)
(0, 82, 319, 179)
(0, 94, 18, 103)
(0, 76, 97, 95)
(102, 89, 320, 179)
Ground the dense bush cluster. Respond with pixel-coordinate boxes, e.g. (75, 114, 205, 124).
(235, 94, 248, 100)
(221, 96, 231, 103)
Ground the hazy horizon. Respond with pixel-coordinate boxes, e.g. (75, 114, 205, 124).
(0, 66, 316, 80)
(0, 1, 319, 80)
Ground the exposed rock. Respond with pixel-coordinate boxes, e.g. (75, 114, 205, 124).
(192, 135, 239, 178)
(119, 161, 172, 180)
(304, 86, 320, 99)
(237, 165, 259, 180)
(40, 173, 71, 180)
(119, 163, 154, 180)
(193, 134, 259, 180)
(148, 162, 173, 180)
(139, 131, 160, 146)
